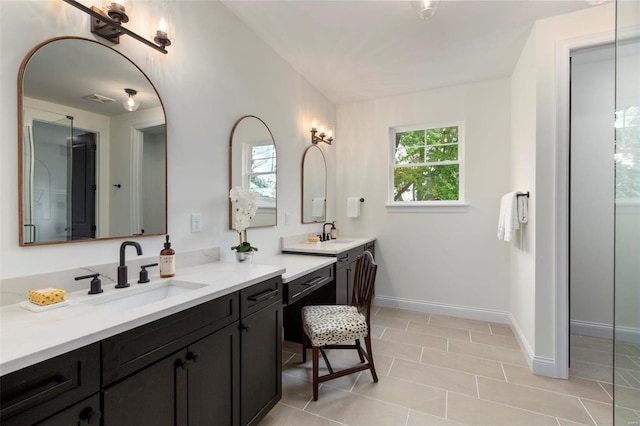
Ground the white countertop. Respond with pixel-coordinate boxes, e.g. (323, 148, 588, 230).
(257, 254, 336, 283)
(281, 236, 375, 255)
(0, 253, 342, 376)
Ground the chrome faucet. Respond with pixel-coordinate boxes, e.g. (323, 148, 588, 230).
(322, 223, 333, 241)
(116, 241, 143, 288)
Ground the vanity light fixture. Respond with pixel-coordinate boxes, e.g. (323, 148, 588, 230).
(310, 119, 334, 145)
(122, 88, 140, 112)
(62, 0, 171, 54)
(411, 0, 440, 20)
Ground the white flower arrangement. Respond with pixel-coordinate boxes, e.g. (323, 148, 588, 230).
(230, 186, 259, 252)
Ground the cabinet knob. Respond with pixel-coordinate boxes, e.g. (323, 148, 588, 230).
(240, 323, 251, 332)
(80, 408, 102, 425)
(187, 351, 200, 363)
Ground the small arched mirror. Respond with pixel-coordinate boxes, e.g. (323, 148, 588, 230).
(302, 145, 327, 223)
(19, 37, 167, 246)
(229, 115, 277, 229)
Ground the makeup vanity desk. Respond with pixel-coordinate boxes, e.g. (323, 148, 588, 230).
(271, 236, 376, 342)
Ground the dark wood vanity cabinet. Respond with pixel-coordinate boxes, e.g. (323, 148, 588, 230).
(336, 245, 366, 305)
(0, 343, 100, 426)
(1, 276, 282, 426)
(103, 322, 240, 426)
(239, 277, 283, 426)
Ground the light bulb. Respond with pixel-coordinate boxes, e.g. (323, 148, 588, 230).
(122, 88, 140, 112)
(311, 119, 317, 130)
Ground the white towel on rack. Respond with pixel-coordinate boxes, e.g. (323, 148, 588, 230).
(497, 191, 519, 242)
(346, 197, 360, 218)
(312, 197, 325, 218)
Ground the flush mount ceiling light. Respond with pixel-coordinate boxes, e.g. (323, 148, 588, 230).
(585, 0, 606, 4)
(411, 0, 440, 20)
(123, 88, 140, 112)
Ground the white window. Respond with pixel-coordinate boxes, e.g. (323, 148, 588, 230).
(389, 122, 464, 207)
(245, 142, 276, 207)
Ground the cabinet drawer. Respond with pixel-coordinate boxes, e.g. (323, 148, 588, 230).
(240, 276, 282, 317)
(102, 292, 239, 385)
(0, 343, 100, 425)
(284, 266, 333, 305)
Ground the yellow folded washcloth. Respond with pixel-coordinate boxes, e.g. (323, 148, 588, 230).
(308, 236, 321, 243)
(28, 288, 66, 306)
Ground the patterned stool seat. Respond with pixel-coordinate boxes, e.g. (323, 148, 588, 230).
(302, 305, 369, 346)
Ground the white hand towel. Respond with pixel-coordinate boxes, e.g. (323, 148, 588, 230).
(312, 197, 325, 218)
(497, 191, 519, 242)
(346, 197, 360, 218)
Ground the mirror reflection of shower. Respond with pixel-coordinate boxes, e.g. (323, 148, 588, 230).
(23, 115, 97, 244)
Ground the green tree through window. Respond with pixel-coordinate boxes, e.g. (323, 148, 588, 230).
(392, 125, 461, 202)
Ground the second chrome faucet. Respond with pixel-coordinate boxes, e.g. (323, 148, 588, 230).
(116, 241, 143, 288)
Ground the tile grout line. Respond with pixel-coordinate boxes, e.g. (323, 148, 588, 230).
(577, 396, 599, 426)
(500, 362, 508, 382)
(475, 374, 480, 398)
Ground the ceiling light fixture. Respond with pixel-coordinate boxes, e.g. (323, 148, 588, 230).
(62, 0, 171, 54)
(310, 118, 334, 145)
(411, 0, 440, 20)
(123, 88, 140, 112)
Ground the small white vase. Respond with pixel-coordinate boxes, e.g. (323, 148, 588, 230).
(235, 251, 254, 263)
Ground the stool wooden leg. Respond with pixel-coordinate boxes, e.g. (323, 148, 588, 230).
(312, 346, 319, 401)
(365, 335, 378, 382)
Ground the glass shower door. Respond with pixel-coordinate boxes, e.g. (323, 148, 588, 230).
(614, 1, 640, 424)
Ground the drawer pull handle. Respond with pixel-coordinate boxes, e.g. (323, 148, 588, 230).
(248, 288, 279, 302)
(291, 283, 318, 300)
(0, 374, 73, 417)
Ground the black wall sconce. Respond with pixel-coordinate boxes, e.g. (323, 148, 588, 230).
(310, 118, 334, 145)
(62, 0, 171, 54)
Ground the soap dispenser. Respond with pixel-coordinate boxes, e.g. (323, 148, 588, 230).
(160, 235, 175, 278)
(330, 221, 337, 239)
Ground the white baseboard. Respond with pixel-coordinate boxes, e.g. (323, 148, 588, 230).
(570, 320, 613, 340)
(570, 320, 639, 343)
(373, 295, 510, 325)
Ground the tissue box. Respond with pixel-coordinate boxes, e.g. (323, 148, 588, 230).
(28, 288, 66, 306)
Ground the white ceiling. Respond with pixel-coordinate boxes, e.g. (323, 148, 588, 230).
(221, 0, 596, 104)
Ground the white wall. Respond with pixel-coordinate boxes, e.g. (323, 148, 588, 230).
(0, 0, 335, 279)
(509, 4, 615, 372)
(336, 78, 512, 318)
(570, 46, 614, 329)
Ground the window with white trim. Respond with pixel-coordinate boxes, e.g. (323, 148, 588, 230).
(390, 122, 464, 204)
(246, 142, 276, 207)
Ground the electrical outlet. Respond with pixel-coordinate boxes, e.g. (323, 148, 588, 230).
(191, 213, 202, 233)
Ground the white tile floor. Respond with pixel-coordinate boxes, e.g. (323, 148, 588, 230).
(259, 306, 640, 426)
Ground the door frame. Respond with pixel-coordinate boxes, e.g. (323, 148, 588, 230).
(554, 30, 614, 379)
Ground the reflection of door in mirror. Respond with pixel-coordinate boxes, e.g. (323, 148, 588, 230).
(19, 37, 167, 246)
(23, 113, 98, 244)
(302, 145, 327, 223)
(229, 116, 277, 229)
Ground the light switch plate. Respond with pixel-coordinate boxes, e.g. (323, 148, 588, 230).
(191, 213, 202, 233)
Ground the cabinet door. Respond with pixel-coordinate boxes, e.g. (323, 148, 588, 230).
(103, 349, 187, 426)
(35, 394, 101, 426)
(188, 322, 240, 426)
(240, 301, 282, 426)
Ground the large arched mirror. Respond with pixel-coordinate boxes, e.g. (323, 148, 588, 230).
(229, 115, 277, 229)
(302, 145, 327, 223)
(18, 37, 167, 246)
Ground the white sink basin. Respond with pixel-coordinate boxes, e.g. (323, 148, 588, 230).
(82, 280, 205, 312)
(323, 239, 355, 244)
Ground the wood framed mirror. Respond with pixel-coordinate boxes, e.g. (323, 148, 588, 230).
(229, 115, 277, 229)
(18, 37, 167, 246)
(301, 145, 327, 223)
